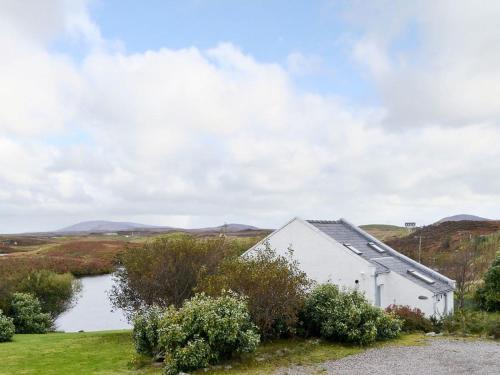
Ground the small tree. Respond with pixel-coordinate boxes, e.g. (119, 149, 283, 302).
(110, 236, 234, 318)
(475, 253, 500, 311)
(199, 243, 312, 339)
(10, 293, 52, 334)
(437, 235, 492, 310)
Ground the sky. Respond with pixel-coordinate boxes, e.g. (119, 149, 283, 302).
(1, 0, 500, 233)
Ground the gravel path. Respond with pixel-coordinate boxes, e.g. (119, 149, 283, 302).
(274, 338, 500, 375)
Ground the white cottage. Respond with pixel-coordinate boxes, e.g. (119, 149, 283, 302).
(245, 217, 455, 316)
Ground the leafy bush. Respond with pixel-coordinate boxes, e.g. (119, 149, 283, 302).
(110, 236, 239, 318)
(158, 292, 260, 375)
(10, 293, 52, 334)
(440, 309, 498, 336)
(475, 254, 500, 311)
(376, 311, 404, 340)
(385, 305, 433, 332)
(301, 284, 401, 345)
(438, 309, 500, 339)
(199, 243, 311, 339)
(0, 265, 81, 319)
(133, 306, 163, 359)
(0, 309, 15, 342)
(19, 270, 81, 319)
(487, 317, 500, 339)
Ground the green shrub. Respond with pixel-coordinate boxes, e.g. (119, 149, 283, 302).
(385, 305, 433, 332)
(429, 315, 444, 333)
(0, 309, 15, 342)
(475, 254, 500, 312)
(440, 309, 495, 336)
(133, 306, 163, 359)
(19, 270, 81, 319)
(10, 293, 52, 334)
(301, 284, 401, 345)
(158, 292, 260, 375)
(440, 310, 500, 339)
(199, 243, 311, 339)
(487, 317, 500, 339)
(1, 267, 81, 320)
(375, 311, 403, 340)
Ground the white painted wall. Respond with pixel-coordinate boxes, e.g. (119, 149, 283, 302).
(248, 218, 377, 303)
(248, 218, 454, 316)
(377, 270, 453, 316)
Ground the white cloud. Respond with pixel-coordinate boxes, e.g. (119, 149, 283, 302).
(349, 0, 500, 128)
(0, 0, 500, 233)
(0, 0, 102, 45)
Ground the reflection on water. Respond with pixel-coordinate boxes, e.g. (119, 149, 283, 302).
(55, 274, 131, 332)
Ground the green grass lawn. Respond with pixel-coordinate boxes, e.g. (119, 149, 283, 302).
(0, 331, 147, 375)
(0, 331, 425, 375)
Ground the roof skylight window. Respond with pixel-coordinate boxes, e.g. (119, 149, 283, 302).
(408, 269, 435, 284)
(368, 242, 386, 253)
(343, 243, 362, 255)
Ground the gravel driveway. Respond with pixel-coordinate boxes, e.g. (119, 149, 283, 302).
(274, 338, 500, 375)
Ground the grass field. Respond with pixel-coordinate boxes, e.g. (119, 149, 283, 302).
(360, 224, 408, 241)
(0, 331, 425, 375)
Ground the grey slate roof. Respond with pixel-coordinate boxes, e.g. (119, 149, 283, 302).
(307, 219, 454, 294)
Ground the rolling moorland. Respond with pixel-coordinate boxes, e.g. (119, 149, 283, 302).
(384, 220, 500, 278)
(0, 223, 271, 277)
(1, 217, 498, 281)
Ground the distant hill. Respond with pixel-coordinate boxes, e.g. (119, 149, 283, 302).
(384, 219, 500, 283)
(56, 221, 260, 234)
(57, 220, 165, 233)
(385, 220, 500, 263)
(195, 223, 260, 232)
(435, 214, 491, 224)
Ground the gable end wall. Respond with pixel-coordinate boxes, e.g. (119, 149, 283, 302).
(248, 218, 377, 303)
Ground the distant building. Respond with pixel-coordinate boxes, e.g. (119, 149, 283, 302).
(244, 217, 455, 316)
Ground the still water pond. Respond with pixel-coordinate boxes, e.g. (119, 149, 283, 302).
(55, 274, 131, 332)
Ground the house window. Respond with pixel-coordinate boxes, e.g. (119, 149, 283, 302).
(368, 242, 386, 253)
(408, 269, 435, 284)
(343, 243, 362, 255)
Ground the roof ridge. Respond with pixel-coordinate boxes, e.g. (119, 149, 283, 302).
(306, 219, 341, 224)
